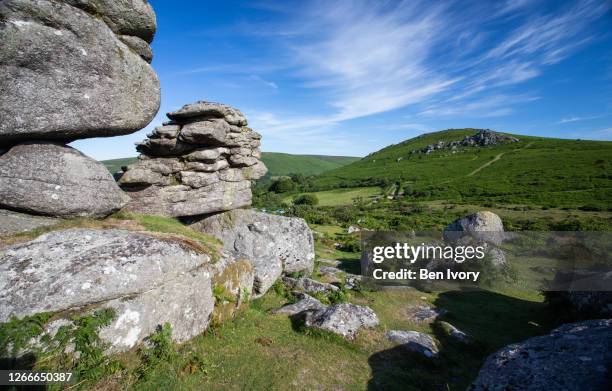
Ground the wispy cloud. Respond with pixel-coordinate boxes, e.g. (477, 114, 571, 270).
(249, 75, 278, 89)
(557, 114, 610, 123)
(176, 0, 610, 150)
(261, 0, 605, 126)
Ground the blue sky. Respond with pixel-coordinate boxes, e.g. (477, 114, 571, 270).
(74, 0, 612, 160)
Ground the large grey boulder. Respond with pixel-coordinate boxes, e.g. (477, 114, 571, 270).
(443, 211, 504, 246)
(304, 304, 379, 339)
(386, 330, 439, 358)
(187, 208, 315, 296)
(0, 143, 129, 217)
(65, 0, 156, 43)
(0, 0, 160, 143)
(469, 319, 612, 391)
(0, 228, 217, 352)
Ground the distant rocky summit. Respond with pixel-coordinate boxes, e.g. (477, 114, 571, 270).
(0, 0, 160, 218)
(470, 319, 612, 391)
(415, 130, 519, 155)
(118, 101, 267, 217)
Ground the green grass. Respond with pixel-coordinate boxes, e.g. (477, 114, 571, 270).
(285, 187, 382, 206)
(312, 129, 612, 209)
(0, 212, 223, 258)
(100, 277, 558, 391)
(101, 153, 360, 177)
(2, 215, 572, 390)
(261, 152, 361, 177)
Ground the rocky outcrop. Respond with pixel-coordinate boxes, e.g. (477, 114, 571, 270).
(187, 208, 315, 297)
(304, 304, 379, 339)
(119, 101, 267, 217)
(0, 143, 129, 217)
(386, 330, 439, 358)
(0, 0, 160, 143)
(469, 319, 612, 391)
(443, 211, 504, 246)
(414, 130, 519, 155)
(0, 228, 255, 353)
(0, 0, 160, 218)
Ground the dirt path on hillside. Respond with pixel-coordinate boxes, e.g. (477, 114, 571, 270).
(467, 142, 534, 177)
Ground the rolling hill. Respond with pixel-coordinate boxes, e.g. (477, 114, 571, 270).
(311, 129, 612, 208)
(101, 153, 360, 178)
(260, 153, 360, 177)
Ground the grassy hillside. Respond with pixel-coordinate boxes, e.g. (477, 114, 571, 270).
(101, 153, 360, 177)
(261, 152, 360, 177)
(312, 129, 612, 209)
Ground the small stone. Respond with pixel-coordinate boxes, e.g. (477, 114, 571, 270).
(283, 277, 339, 294)
(437, 321, 470, 343)
(386, 330, 439, 358)
(406, 305, 446, 323)
(305, 304, 379, 339)
(272, 294, 326, 316)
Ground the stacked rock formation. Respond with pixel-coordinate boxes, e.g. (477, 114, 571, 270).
(0, 0, 160, 218)
(118, 101, 267, 217)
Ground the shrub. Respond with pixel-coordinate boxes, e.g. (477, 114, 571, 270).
(293, 194, 319, 206)
(269, 178, 295, 193)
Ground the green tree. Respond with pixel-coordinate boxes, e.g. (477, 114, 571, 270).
(269, 177, 295, 193)
(293, 194, 319, 206)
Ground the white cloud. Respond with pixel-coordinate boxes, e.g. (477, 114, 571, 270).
(557, 114, 610, 124)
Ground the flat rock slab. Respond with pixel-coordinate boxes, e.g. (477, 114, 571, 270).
(319, 266, 344, 275)
(0, 228, 212, 321)
(386, 330, 439, 358)
(470, 319, 612, 391)
(167, 101, 247, 126)
(283, 276, 339, 294)
(305, 303, 379, 339)
(0, 209, 59, 235)
(272, 294, 326, 316)
(0, 228, 218, 353)
(406, 305, 446, 323)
